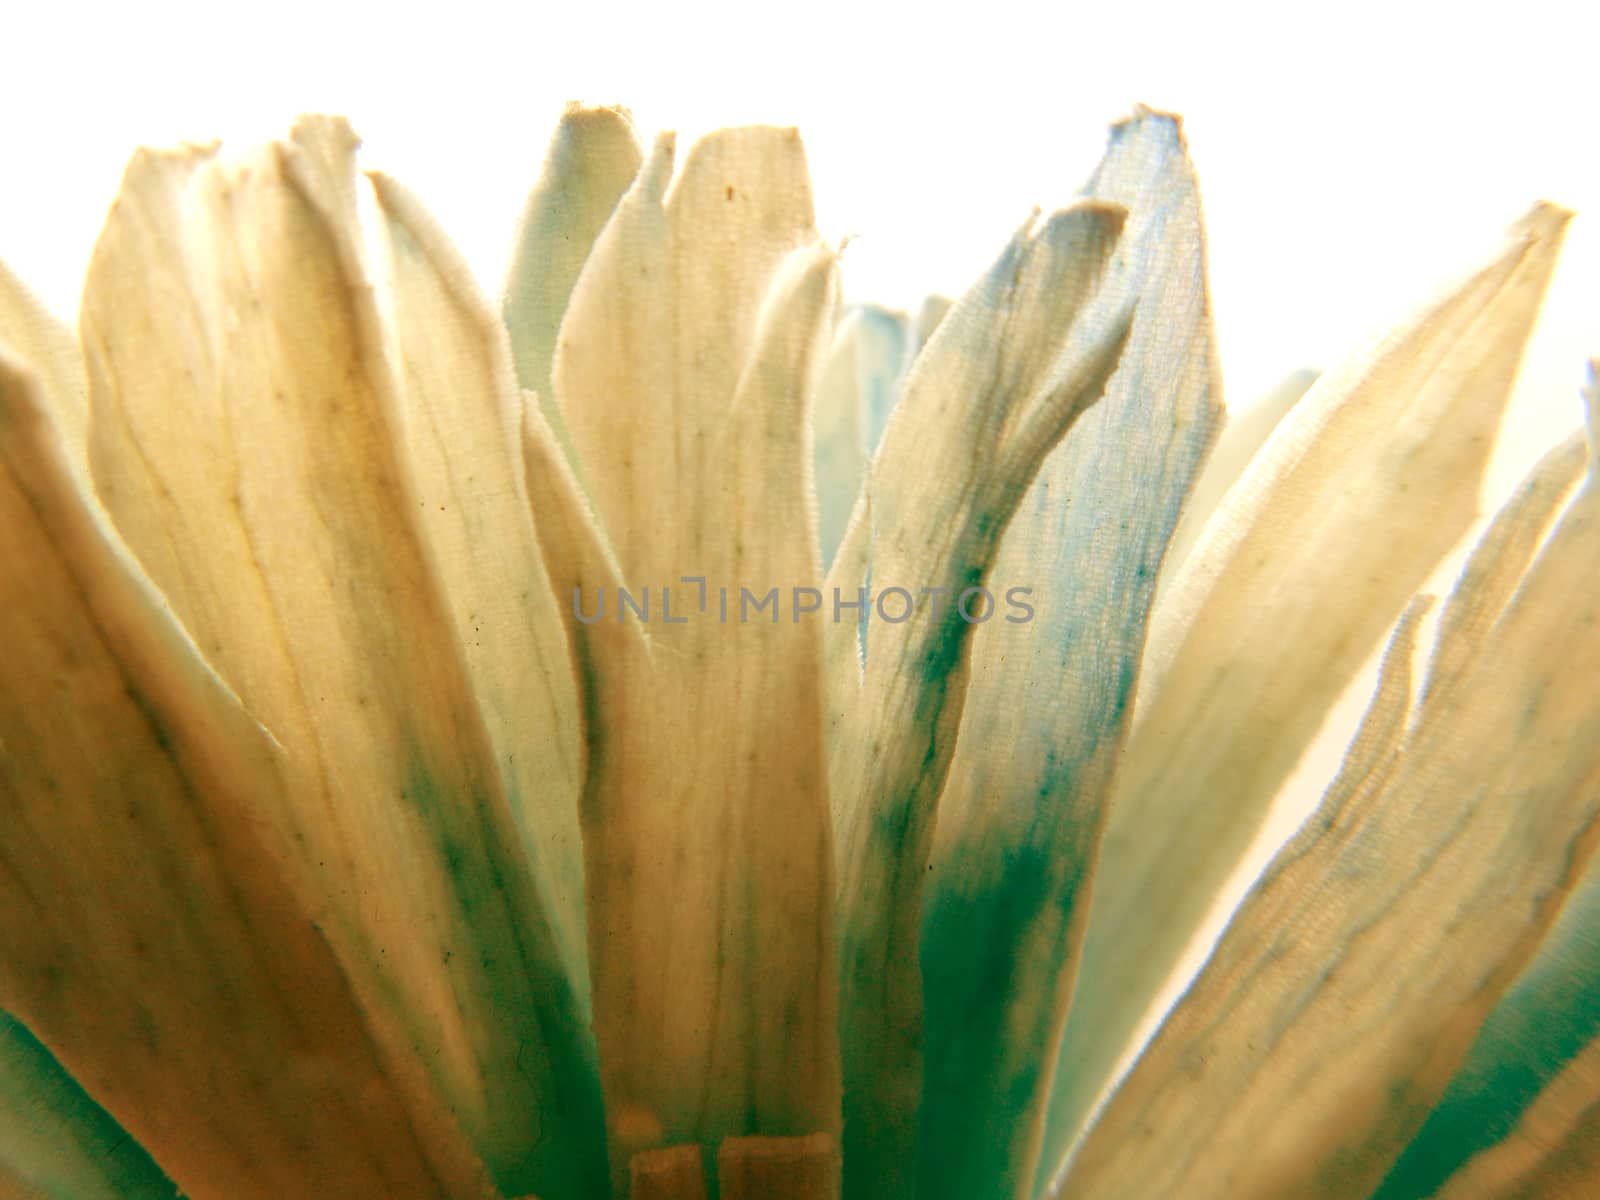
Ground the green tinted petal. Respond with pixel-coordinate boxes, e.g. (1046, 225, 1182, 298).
(1055, 423, 1600, 1199)
(829, 198, 1135, 1200)
(0, 1011, 178, 1199)
(80, 119, 597, 1198)
(1373, 408, 1595, 1200)
(1048, 202, 1570, 1160)
(503, 104, 642, 471)
(916, 108, 1222, 1200)
(812, 304, 909, 567)
(0, 350, 498, 1200)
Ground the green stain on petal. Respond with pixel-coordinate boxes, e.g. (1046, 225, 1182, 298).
(0, 1011, 179, 1199)
(1374, 864, 1600, 1199)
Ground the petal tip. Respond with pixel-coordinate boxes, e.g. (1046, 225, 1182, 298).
(289, 113, 362, 155)
(1513, 200, 1575, 246)
(1111, 104, 1188, 146)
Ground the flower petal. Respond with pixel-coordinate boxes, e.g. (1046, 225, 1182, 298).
(719, 1134, 841, 1200)
(556, 126, 817, 582)
(828, 198, 1135, 1199)
(0, 351, 496, 1199)
(366, 168, 592, 1001)
(1054, 424, 1600, 1199)
(548, 126, 842, 1188)
(1156, 367, 1317, 585)
(1049, 202, 1571, 1152)
(1376, 864, 1600, 1200)
(1422, 428, 1589, 703)
(78, 119, 602, 1197)
(502, 104, 642, 470)
(1427, 1036, 1600, 1198)
(629, 1145, 709, 1200)
(0, 1011, 177, 1199)
(0, 260, 86, 472)
(917, 108, 1222, 1200)
(811, 304, 909, 568)
(1369, 421, 1593, 1200)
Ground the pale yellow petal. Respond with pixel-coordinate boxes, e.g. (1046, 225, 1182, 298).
(1422, 428, 1587, 702)
(79, 120, 602, 1197)
(0, 350, 495, 1200)
(367, 168, 590, 997)
(548, 126, 840, 1192)
(1052, 204, 1571, 1151)
(1056, 450, 1600, 1199)
(811, 305, 908, 567)
(1156, 367, 1317, 586)
(0, 260, 84, 469)
(503, 103, 642, 470)
(0, 1011, 178, 1198)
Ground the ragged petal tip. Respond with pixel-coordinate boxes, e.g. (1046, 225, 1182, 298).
(1109, 103, 1188, 148)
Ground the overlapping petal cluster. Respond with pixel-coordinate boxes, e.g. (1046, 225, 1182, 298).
(0, 105, 1596, 1200)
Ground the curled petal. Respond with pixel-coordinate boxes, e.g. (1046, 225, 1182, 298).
(829, 196, 1134, 1200)
(921, 108, 1222, 1200)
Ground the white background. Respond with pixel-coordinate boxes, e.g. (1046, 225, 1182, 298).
(3, 0, 1595, 494)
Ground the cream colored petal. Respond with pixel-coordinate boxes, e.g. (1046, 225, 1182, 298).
(0, 260, 86, 474)
(1423, 428, 1588, 702)
(0, 352, 496, 1200)
(0, 1011, 177, 1199)
(1371, 410, 1596, 1200)
(79, 120, 602, 1198)
(1050, 203, 1571, 1154)
(810, 320, 867, 568)
(366, 169, 590, 1000)
(557, 126, 816, 582)
(503, 104, 642, 471)
(917, 109, 1222, 1200)
(811, 304, 909, 568)
(1375, 851, 1600, 1200)
(1055, 437, 1600, 1199)
(549, 126, 840, 1192)
(822, 484, 871, 717)
(1156, 367, 1317, 587)
(828, 199, 1135, 1200)
(909, 293, 953, 361)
